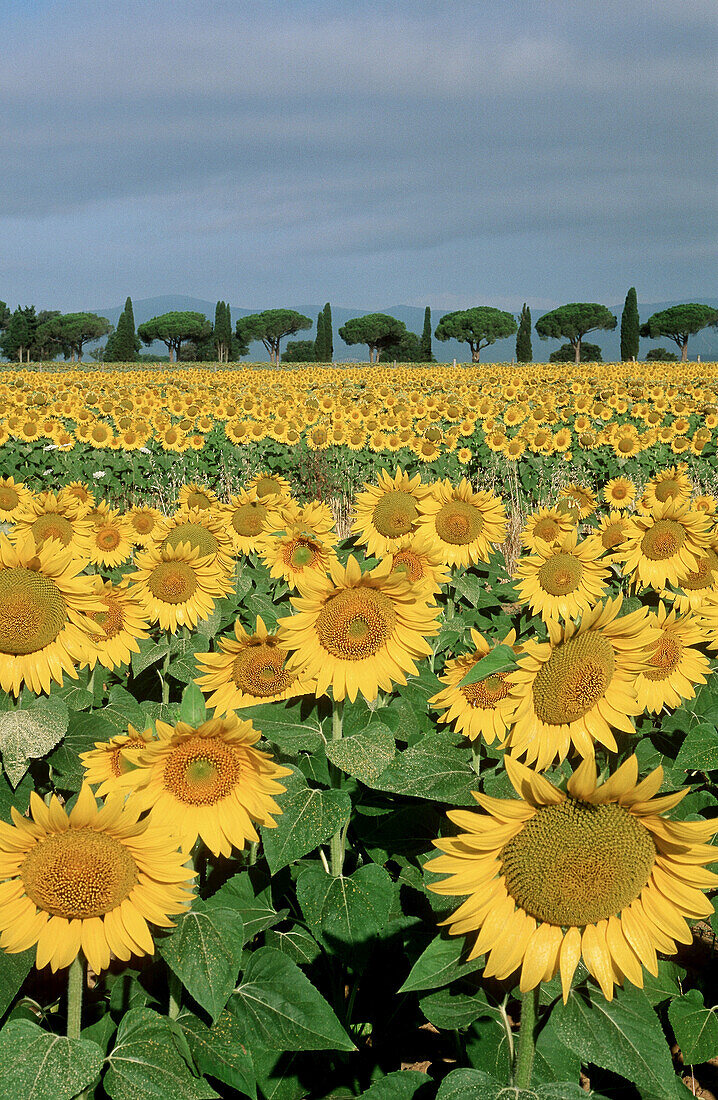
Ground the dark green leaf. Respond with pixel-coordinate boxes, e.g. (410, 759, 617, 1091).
(47, 711, 117, 788)
(0, 948, 34, 1019)
(105, 1007, 218, 1099)
(668, 989, 718, 1065)
(458, 644, 517, 687)
(206, 874, 281, 940)
(0, 696, 68, 786)
(325, 720, 396, 783)
(357, 1070, 430, 1099)
(400, 934, 482, 993)
(260, 769, 351, 874)
(420, 985, 488, 1030)
(297, 864, 394, 954)
(675, 723, 718, 771)
(436, 1069, 593, 1100)
(0, 1019, 103, 1100)
(265, 926, 321, 965)
(243, 702, 323, 753)
(168, 638, 211, 683)
(180, 1009, 256, 1098)
(131, 636, 170, 677)
(179, 682, 207, 726)
(158, 901, 244, 1023)
(103, 684, 147, 732)
(370, 733, 476, 805)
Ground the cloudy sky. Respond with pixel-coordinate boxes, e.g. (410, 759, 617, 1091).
(2, 0, 716, 314)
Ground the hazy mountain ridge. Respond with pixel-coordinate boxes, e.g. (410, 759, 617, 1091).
(90, 295, 718, 363)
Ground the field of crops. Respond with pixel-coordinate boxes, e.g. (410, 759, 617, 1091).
(0, 361, 717, 1100)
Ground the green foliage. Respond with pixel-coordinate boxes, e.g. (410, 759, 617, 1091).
(645, 346, 679, 361)
(516, 302, 532, 362)
(668, 990, 718, 1065)
(620, 286, 639, 361)
(378, 331, 424, 362)
(640, 303, 718, 361)
(283, 339, 317, 363)
(158, 900, 245, 1022)
(105, 297, 141, 362)
(420, 306, 434, 362)
(36, 311, 111, 362)
(323, 301, 333, 360)
(338, 313, 407, 363)
(314, 310, 327, 361)
(435, 307, 517, 362)
(0, 1021, 104, 1100)
(235, 309, 312, 365)
(0, 307, 31, 363)
(105, 1007, 218, 1099)
(535, 302, 616, 364)
(138, 311, 212, 364)
(549, 341, 603, 363)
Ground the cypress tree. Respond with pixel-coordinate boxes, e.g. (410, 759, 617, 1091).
(620, 286, 639, 361)
(420, 306, 432, 361)
(323, 302, 333, 361)
(516, 303, 532, 362)
(105, 297, 139, 361)
(214, 301, 224, 361)
(315, 311, 326, 361)
(224, 303, 233, 361)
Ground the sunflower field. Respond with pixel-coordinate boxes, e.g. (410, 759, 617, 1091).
(0, 361, 717, 1100)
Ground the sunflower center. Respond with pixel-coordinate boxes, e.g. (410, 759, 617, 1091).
(435, 501, 484, 545)
(532, 633, 615, 725)
(232, 503, 268, 538)
(644, 633, 683, 680)
(31, 513, 74, 547)
(132, 513, 155, 534)
(641, 520, 686, 561)
(618, 438, 635, 454)
(601, 522, 626, 551)
(679, 552, 716, 590)
(147, 561, 198, 604)
(232, 643, 295, 696)
(501, 799, 656, 926)
(255, 477, 281, 497)
(372, 491, 418, 537)
(110, 738, 144, 776)
(655, 480, 680, 502)
(611, 485, 628, 500)
(285, 540, 318, 570)
(316, 586, 396, 660)
(533, 518, 560, 543)
(96, 526, 121, 551)
(537, 553, 583, 596)
(89, 598, 125, 640)
(462, 671, 509, 708)
(20, 829, 138, 919)
(391, 549, 424, 583)
(162, 737, 241, 804)
(0, 567, 68, 655)
(186, 491, 212, 509)
(164, 523, 218, 558)
(0, 486, 19, 511)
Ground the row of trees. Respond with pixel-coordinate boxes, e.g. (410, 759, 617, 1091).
(1, 295, 716, 365)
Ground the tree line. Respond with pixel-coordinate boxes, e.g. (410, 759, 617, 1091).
(0, 293, 716, 366)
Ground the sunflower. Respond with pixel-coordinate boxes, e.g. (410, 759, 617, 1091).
(246, 471, 292, 501)
(258, 523, 337, 589)
(156, 507, 235, 574)
(176, 483, 221, 512)
(521, 507, 575, 553)
(126, 715, 292, 857)
(559, 483, 597, 519)
(417, 478, 507, 569)
(80, 723, 156, 795)
(195, 615, 316, 714)
(618, 501, 712, 590)
(387, 532, 451, 596)
(514, 531, 610, 623)
(81, 580, 151, 671)
(124, 541, 232, 632)
(0, 784, 194, 973)
(426, 754, 717, 1001)
(642, 465, 693, 511)
(0, 533, 105, 696)
(634, 604, 711, 713)
(504, 596, 660, 768)
(692, 494, 717, 516)
(87, 510, 135, 569)
(278, 555, 440, 702)
(223, 489, 285, 556)
(594, 512, 631, 560)
(603, 477, 636, 510)
(352, 468, 433, 557)
(126, 506, 163, 547)
(0, 477, 33, 523)
(667, 545, 718, 612)
(10, 493, 94, 556)
(429, 628, 519, 746)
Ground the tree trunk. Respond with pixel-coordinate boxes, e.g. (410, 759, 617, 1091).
(17, 348, 22, 363)
(574, 340, 581, 365)
(472, 347, 480, 362)
(682, 341, 688, 362)
(169, 345, 175, 363)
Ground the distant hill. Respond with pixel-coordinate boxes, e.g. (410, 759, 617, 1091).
(84, 294, 718, 363)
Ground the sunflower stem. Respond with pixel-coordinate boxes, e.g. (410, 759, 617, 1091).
(161, 641, 171, 704)
(514, 984, 540, 1089)
(329, 698, 345, 877)
(66, 953, 84, 1040)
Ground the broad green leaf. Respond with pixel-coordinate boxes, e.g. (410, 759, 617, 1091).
(52, 675, 93, 712)
(47, 711, 117, 789)
(230, 947, 355, 1052)
(643, 960, 682, 1006)
(458, 644, 517, 687)
(551, 982, 686, 1098)
(297, 864, 394, 955)
(167, 638, 211, 683)
(0, 696, 68, 787)
(0, 770, 32, 819)
(370, 732, 477, 805)
(180, 1009, 256, 1098)
(400, 934, 482, 993)
(243, 702, 323, 753)
(325, 720, 396, 784)
(532, 1005, 582, 1086)
(358, 1069, 430, 1099)
(265, 926, 321, 965)
(675, 723, 718, 771)
(260, 769, 351, 874)
(668, 989, 718, 1065)
(103, 684, 147, 733)
(105, 1007, 218, 1100)
(196, 605, 223, 638)
(158, 901, 245, 1023)
(179, 682, 207, 726)
(0, 948, 34, 1019)
(206, 873, 282, 940)
(420, 984, 490, 1030)
(436, 1070, 593, 1100)
(0, 1019, 103, 1100)
(131, 635, 170, 677)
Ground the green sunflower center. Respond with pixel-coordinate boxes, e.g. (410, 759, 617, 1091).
(435, 501, 484, 546)
(601, 522, 626, 551)
(163, 737, 241, 805)
(462, 671, 509, 709)
(532, 518, 561, 544)
(285, 540, 318, 570)
(163, 523, 218, 558)
(96, 526, 122, 551)
(147, 561, 198, 604)
(316, 586, 396, 660)
(501, 799, 656, 926)
(537, 552, 583, 596)
(232, 643, 295, 697)
(185, 491, 213, 509)
(372, 491, 418, 537)
(89, 598, 124, 641)
(644, 632, 683, 681)
(532, 633, 615, 725)
(255, 477, 282, 497)
(232, 503, 268, 538)
(610, 484, 629, 501)
(131, 512, 155, 534)
(21, 829, 138, 919)
(654, 479, 681, 502)
(0, 567, 68, 655)
(31, 513, 74, 547)
(641, 520, 686, 561)
(0, 486, 20, 511)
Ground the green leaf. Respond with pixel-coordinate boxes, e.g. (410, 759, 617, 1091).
(105, 1007, 218, 1099)
(103, 684, 147, 733)
(643, 960, 682, 1006)
(675, 723, 718, 771)
(158, 900, 245, 1023)
(0, 1019, 104, 1100)
(400, 934, 482, 993)
(230, 947, 355, 1052)
(668, 989, 718, 1065)
(0, 770, 32, 819)
(131, 636, 170, 677)
(47, 711, 117, 789)
(265, 926, 321, 965)
(0, 696, 68, 786)
(551, 982, 686, 1098)
(458, 644, 517, 687)
(325, 720, 396, 784)
(357, 1070, 430, 1099)
(296, 864, 394, 955)
(260, 769, 351, 874)
(0, 948, 34, 1019)
(370, 732, 477, 805)
(196, 605, 223, 638)
(167, 639, 211, 683)
(180, 1009, 256, 1098)
(420, 984, 490, 1030)
(179, 682, 207, 726)
(243, 702, 323, 753)
(435, 1069, 593, 1100)
(206, 873, 282, 940)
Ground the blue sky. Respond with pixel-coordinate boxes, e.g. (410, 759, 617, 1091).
(1, 0, 716, 313)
